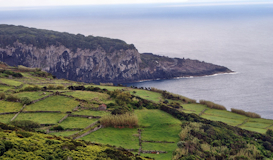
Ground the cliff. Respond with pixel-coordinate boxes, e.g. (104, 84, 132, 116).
(0, 25, 231, 83)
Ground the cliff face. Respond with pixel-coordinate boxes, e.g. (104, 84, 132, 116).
(0, 42, 141, 83)
(0, 25, 231, 83)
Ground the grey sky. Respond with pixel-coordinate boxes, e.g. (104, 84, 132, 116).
(0, 0, 272, 7)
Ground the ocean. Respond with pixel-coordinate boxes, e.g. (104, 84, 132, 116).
(0, 2, 273, 119)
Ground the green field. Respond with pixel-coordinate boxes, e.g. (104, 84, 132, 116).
(0, 101, 22, 113)
(182, 104, 207, 114)
(130, 89, 162, 103)
(0, 114, 16, 123)
(81, 127, 139, 149)
(24, 96, 79, 112)
(141, 143, 177, 160)
(64, 91, 113, 104)
(14, 91, 49, 101)
(135, 109, 181, 142)
(0, 84, 12, 91)
(0, 78, 23, 86)
(15, 113, 66, 124)
(59, 117, 98, 129)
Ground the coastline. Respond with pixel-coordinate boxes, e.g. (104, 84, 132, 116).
(124, 70, 236, 84)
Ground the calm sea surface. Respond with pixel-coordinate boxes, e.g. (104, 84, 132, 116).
(0, 2, 273, 119)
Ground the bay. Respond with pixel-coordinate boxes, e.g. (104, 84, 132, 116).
(0, 2, 272, 118)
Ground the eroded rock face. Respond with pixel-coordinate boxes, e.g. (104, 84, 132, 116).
(0, 42, 231, 83)
(0, 42, 141, 83)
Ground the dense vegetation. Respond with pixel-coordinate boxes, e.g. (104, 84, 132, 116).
(1, 63, 273, 159)
(0, 24, 135, 52)
(0, 123, 148, 160)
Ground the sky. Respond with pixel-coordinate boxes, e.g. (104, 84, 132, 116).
(1, 0, 273, 8)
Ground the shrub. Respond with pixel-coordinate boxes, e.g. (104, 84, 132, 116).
(9, 120, 40, 129)
(245, 112, 261, 118)
(231, 108, 261, 118)
(56, 85, 64, 90)
(5, 95, 19, 102)
(111, 106, 131, 115)
(47, 85, 55, 90)
(199, 100, 226, 110)
(266, 129, 273, 137)
(20, 85, 41, 91)
(177, 141, 185, 148)
(52, 125, 64, 131)
(20, 97, 31, 105)
(100, 113, 138, 128)
(0, 92, 5, 100)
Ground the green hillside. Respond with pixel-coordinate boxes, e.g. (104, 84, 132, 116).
(0, 62, 273, 159)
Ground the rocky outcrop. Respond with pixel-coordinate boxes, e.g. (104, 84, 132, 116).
(0, 42, 141, 83)
(0, 25, 232, 83)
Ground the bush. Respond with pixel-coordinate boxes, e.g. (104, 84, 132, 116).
(199, 100, 226, 110)
(177, 141, 185, 148)
(20, 97, 31, 105)
(111, 106, 131, 115)
(52, 125, 64, 131)
(20, 86, 41, 91)
(56, 85, 64, 90)
(47, 85, 55, 90)
(266, 129, 273, 137)
(0, 92, 6, 100)
(231, 108, 261, 118)
(100, 113, 138, 128)
(5, 95, 19, 102)
(9, 120, 40, 129)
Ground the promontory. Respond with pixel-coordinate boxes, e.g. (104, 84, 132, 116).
(0, 24, 232, 83)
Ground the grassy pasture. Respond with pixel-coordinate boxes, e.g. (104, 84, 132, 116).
(64, 91, 113, 104)
(204, 109, 247, 120)
(201, 114, 243, 126)
(240, 126, 267, 134)
(0, 78, 23, 86)
(80, 127, 139, 149)
(135, 109, 181, 142)
(0, 101, 22, 113)
(24, 96, 79, 112)
(0, 85, 12, 91)
(141, 143, 177, 160)
(59, 117, 98, 129)
(181, 104, 207, 114)
(240, 122, 270, 129)
(130, 89, 162, 103)
(16, 113, 66, 124)
(0, 114, 16, 123)
(14, 91, 48, 101)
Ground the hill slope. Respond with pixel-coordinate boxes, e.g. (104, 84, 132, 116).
(0, 63, 273, 159)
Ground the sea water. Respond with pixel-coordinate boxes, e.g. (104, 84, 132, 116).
(0, 2, 273, 119)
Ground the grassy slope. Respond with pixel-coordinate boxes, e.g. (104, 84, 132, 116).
(80, 128, 140, 149)
(0, 101, 22, 113)
(15, 113, 66, 124)
(24, 96, 79, 112)
(59, 117, 98, 129)
(1, 66, 273, 159)
(14, 91, 49, 101)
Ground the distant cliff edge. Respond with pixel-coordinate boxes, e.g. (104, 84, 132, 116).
(0, 25, 232, 83)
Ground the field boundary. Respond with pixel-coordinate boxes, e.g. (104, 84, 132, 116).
(10, 104, 26, 121)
